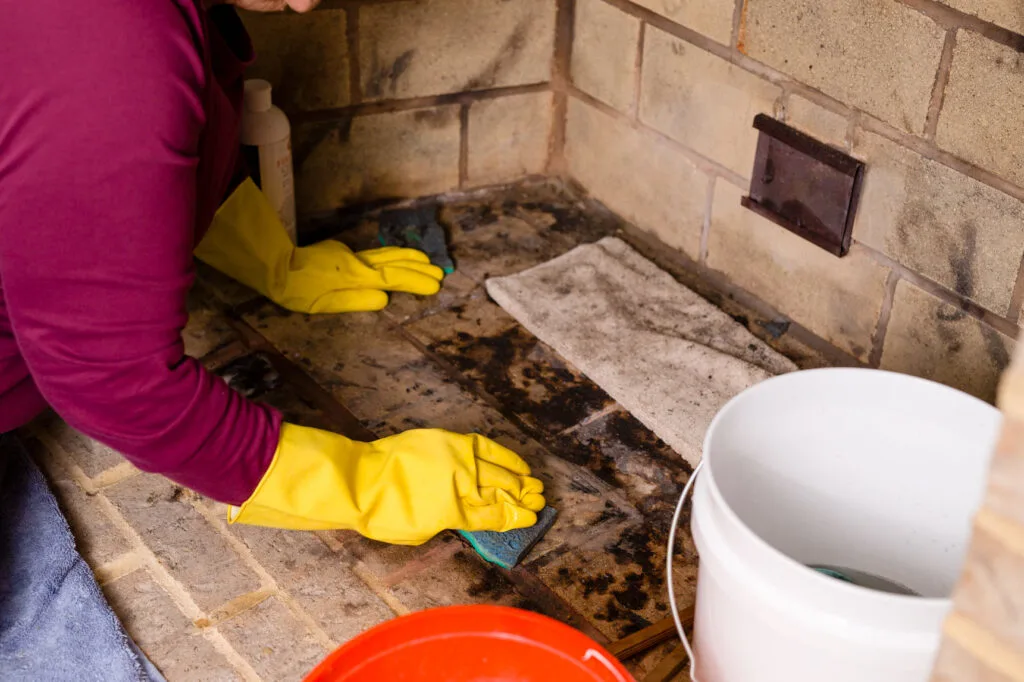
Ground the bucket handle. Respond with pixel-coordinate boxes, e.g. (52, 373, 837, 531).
(667, 460, 704, 682)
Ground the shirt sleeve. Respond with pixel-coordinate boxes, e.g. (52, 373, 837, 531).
(0, 0, 279, 504)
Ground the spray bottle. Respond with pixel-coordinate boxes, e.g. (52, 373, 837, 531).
(241, 79, 297, 243)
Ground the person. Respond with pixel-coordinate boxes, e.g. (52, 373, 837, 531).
(0, 0, 544, 545)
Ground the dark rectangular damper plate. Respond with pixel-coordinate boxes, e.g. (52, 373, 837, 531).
(742, 114, 864, 257)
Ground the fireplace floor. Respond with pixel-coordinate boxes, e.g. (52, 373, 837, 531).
(25, 180, 821, 681)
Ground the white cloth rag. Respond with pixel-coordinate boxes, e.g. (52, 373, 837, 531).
(486, 237, 796, 464)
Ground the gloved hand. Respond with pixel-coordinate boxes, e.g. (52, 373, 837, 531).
(229, 424, 546, 545)
(194, 179, 444, 313)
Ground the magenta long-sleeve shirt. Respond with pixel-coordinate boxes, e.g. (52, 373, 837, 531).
(0, 1, 280, 503)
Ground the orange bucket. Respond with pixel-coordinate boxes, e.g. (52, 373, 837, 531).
(304, 605, 635, 682)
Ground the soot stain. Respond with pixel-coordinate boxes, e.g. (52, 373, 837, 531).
(757, 319, 791, 339)
(606, 527, 660, 588)
(556, 412, 692, 533)
(982, 326, 1011, 371)
(569, 478, 601, 495)
(579, 572, 615, 598)
(606, 413, 682, 471)
(429, 325, 612, 433)
(596, 500, 630, 525)
(551, 437, 614, 484)
(444, 203, 503, 233)
(365, 48, 416, 99)
(612, 572, 649, 611)
(508, 597, 556, 619)
(587, 527, 670, 635)
(951, 221, 977, 299)
(464, 20, 529, 90)
(218, 353, 281, 399)
(413, 106, 459, 129)
(460, 553, 516, 600)
(291, 120, 346, 169)
(597, 600, 652, 637)
(937, 221, 978, 323)
(512, 200, 620, 242)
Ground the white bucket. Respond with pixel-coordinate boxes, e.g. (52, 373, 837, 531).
(689, 368, 1000, 682)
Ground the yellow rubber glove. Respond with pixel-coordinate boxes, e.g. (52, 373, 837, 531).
(195, 179, 444, 313)
(228, 424, 546, 545)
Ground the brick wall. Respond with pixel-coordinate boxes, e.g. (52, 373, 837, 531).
(244, 0, 1024, 401)
(239, 0, 560, 227)
(562, 0, 1024, 403)
(930, 342, 1024, 682)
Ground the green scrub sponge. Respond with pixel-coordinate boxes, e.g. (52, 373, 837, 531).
(377, 204, 455, 275)
(458, 506, 558, 569)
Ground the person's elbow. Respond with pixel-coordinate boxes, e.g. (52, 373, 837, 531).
(37, 351, 229, 476)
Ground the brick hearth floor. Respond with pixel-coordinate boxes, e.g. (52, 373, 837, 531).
(25, 181, 816, 681)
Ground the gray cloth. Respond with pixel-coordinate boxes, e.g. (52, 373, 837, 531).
(0, 433, 165, 682)
(486, 237, 797, 464)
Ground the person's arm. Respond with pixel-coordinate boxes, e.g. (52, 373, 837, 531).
(0, 0, 546, 544)
(0, 0, 277, 504)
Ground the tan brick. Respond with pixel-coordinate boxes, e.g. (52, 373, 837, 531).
(742, 0, 945, 134)
(467, 92, 554, 186)
(218, 596, 329, 681)
(954, 522, 1024, 649)
(936, 31, 1024, 189)
(227, 525, 394, 642)
(571, 0, 641, 113)
(240, 9, 349, 113)
(529, 524, 698, 640)
(52, 480, 132, 567)
(567, 98, 706, 259)
(103, 570, 241, 681)
(881, 281, 1014, 402)
(447, 210, 580, 283)
(932, 633, 1018, 682)
(939, 0, 1024, 33)
(384, 271, 480, 324)
(359, 0, 555, 101)
(988, 421, 1024, 527)
(853, 130, 1024, 315)
(241, 305, 427, 425)
(640, 27, 780, 176)
(184, 285, 237, 360)
(553, 408, 692, 532)
(387, 547, 532, 611)
(403, 289, 518, 345)
(784, 95, 848, 148)
(629, 641, 686, 680)
(341, 533, 463, 586)
(708, 181, 889, 361)
(106, 474, 262, 612)
(996, 343, 1024, 416)
(195, 261, 262, 309)
(36, 413, 123, 478)
(212, 351, 340, 432)
(294, 107, 461, 214)
(182, 307, 234, 360)
(376, 543, 589, 628)
(26, 436, 133, 567)
(630, 0, 735, 44)
(406, 295, 616, 434)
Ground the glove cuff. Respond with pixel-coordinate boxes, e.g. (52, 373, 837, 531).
(195, 178, 296, 303)
(227, 423, 363, 531)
